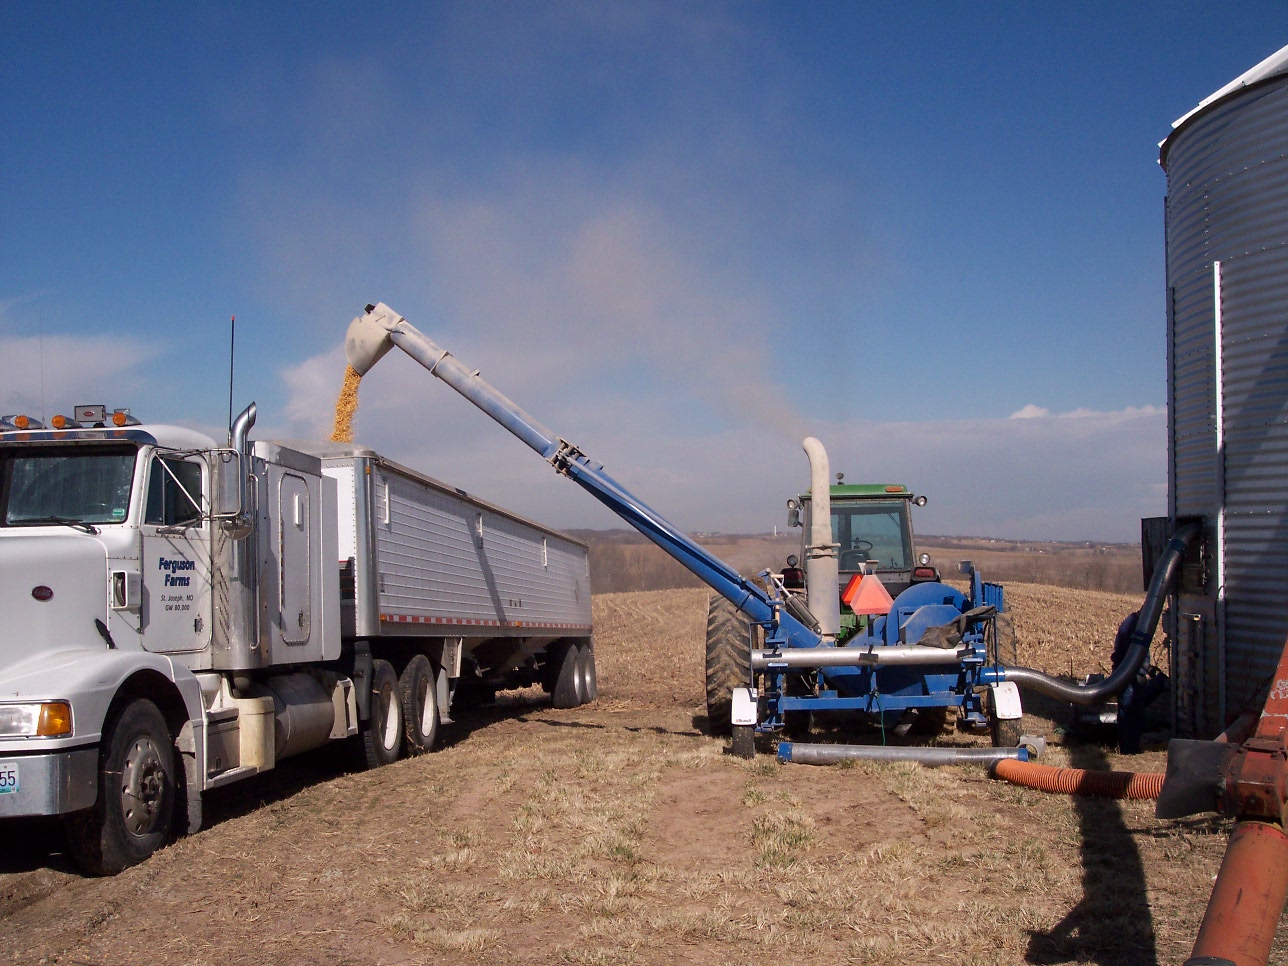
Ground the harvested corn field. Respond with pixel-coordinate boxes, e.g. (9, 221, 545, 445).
(0, 585, 1276, 965)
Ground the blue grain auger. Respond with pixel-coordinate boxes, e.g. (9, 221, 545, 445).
(345, 302, 1198, 757)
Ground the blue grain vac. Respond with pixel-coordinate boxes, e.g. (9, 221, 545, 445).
(343, 302, 1198, 758)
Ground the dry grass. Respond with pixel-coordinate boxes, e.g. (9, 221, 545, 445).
(0, 587, 1277, 966)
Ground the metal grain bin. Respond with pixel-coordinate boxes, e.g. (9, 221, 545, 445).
(1160, 44, 1288, 736)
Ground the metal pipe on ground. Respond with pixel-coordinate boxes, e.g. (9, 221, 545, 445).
(779, 742, 1028, 767)
(1185, 820, 1288, 966)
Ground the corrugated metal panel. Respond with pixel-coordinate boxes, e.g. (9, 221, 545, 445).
(375, 465, 592, 631)
(1217, 245, 1288, 715)
(1165, 73, 1288, 734)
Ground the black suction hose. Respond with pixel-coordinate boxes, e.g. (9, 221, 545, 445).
(1001, 521, 1201, 706)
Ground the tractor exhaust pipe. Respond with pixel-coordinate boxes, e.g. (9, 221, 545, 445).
(990, 520, 1201, 705)
(802, 437, 840, 640)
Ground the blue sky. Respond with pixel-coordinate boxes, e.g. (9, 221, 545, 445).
(3, 3, 1286, 541)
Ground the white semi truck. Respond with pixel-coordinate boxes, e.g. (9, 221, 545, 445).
(0, 402, 594, 874)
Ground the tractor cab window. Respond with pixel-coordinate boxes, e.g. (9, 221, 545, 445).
(0, 444, 137, 527)
(145, 456, 204, 527)
(832, 501, 912, 572)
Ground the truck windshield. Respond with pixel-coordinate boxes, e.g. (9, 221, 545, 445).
(832, 500, 912, 572)
(0, 444, 138, 527)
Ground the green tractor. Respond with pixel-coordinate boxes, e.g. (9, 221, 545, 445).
(786, 482, 939, 643)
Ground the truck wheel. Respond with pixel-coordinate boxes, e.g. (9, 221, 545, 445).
(549, 640, 584, 709)
(399, 654, 438, 755)
(65, 699, 175, 876)
(705, 595, 752, 737)
(577, 642, 598, 704)
(362, 659, 404, 768)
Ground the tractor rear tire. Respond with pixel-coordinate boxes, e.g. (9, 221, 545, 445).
(992, 612, 1018, 667)
(911, 706, 952, 736)
(705, 594, 753, 737)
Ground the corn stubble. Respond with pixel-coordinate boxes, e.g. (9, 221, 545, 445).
(0, 584, 1251, 965)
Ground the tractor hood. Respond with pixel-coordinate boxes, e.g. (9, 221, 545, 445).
(0, 533, 109, 679)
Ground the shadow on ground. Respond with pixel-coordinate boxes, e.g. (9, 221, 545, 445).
(1025, 740, 1159, 966)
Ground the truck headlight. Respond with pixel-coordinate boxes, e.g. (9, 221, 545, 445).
(0, 701, 73, 737)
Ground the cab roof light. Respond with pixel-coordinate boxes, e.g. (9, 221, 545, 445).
(1, 414, 45, 431)
(885, 485, 905, 493)
(50, 414, 83, 430)
(111, 409, 139, 427)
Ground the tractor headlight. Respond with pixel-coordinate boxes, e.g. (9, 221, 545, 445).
(0, 701, 73, 737)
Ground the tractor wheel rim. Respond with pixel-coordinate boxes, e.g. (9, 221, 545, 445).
(120, 737, 166, 837)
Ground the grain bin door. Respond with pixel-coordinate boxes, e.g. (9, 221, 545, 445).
(279, 473, 312, 645)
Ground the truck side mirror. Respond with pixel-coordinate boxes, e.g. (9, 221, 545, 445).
(211, 449, 253, 538)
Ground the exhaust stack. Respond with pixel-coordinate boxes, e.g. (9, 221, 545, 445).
(802, 437, 840, 641)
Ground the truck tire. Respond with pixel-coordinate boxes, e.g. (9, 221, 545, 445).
(399, 654, 438, 755)
(362, 659, 404, 768)
(705, 594, 752, 736)
(548, 640, 584, 709)
(577, 642, 598, 704)
(65, 699, 176, 876)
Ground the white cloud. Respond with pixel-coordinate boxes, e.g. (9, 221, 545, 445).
(280, 336, 1165, 543)
(1010, 403, 1049, 419)
(0, 308, 157, 419)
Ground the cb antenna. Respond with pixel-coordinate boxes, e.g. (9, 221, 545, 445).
(227, 315, 236, 437)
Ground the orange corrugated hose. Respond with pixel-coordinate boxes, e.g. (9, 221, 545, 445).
(991, 758, 1164, 800)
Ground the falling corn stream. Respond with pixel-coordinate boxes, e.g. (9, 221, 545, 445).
(330, 364, 362, 443)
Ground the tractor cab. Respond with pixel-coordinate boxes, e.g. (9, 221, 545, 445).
(791, 484, 935, 602)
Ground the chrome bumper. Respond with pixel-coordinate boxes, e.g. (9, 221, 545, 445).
(0, 746, 98, 818)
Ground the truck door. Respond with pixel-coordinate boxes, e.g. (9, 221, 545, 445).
(140, 453, 213, 653)
(278, 473, 311, 645)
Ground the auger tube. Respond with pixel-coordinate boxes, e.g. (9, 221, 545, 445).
(344, 303, 823, 650)
(983, 521, 1201, 705)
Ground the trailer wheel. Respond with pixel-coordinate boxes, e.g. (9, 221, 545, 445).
(577, 642, 598, 704)
(65, 699, 176, 876)
(731, 724, 756, 759)
(549, 640, 584, 708)
(705, 595, 753, 736)
(362, 659, 404, 768)
(399, 654, 438, 755)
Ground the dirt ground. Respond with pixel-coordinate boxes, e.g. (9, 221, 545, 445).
(1, 584, 1282, 965)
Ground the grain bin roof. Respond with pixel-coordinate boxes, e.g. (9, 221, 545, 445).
(1160, 42, 1288, 169)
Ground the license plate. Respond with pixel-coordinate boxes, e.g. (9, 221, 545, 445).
(0, 760, 17, 794)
